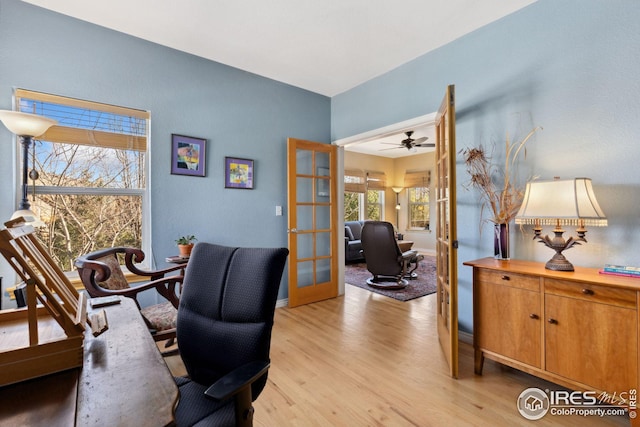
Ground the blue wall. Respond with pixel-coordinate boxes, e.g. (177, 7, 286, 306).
(332, 0, 640, 332)
(0, 0, 330, 303)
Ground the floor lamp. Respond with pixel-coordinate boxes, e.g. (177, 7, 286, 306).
(392, 187, 403, 234)
(0, 110, 57, 225)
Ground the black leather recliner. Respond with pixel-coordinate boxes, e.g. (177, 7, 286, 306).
(361, 221, 420, 289)
(174, 242, 289, 427)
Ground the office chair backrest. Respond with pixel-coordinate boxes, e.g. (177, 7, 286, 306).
(177, 242, 289, 399)
(361, 221, 403, 276)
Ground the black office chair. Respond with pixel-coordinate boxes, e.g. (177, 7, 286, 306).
(174, 242, 289, 427)
(360, 221, 420, 289)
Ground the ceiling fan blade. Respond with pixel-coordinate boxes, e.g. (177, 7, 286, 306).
(412, 136, 428, 144)
(415, 143, 435, 148)
(379, 146, 402, 151)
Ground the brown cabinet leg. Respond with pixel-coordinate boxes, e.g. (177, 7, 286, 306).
(474, 349, 484, 375)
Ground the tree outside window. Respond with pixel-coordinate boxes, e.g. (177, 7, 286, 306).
(344, 191, 361, 221)
(366, 189, 383, 220)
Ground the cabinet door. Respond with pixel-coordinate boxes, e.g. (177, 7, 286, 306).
(546, 294, 637, 393)
(475, 282, 541, 367)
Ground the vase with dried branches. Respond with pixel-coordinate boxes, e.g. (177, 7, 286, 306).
(460, 126, 542, 259)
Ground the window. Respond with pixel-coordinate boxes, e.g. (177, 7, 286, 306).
(344, 170, 365, 221)
(405, 170, 430, 230)
(343, 169, 386, 221)
(408, 187, 430, 229)
(366, 189, 383, 220)
(365, 171, 385, 221)
(14, 89, 149, 271)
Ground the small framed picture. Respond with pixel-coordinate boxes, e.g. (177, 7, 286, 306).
(171, 134, 206, 177)
(224, 157, 254, 189)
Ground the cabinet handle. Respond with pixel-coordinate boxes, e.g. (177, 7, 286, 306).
(548, 318, 558, 325)
(529, 313, 539, 319)
(582, 288, 594, 295)
(501, 275, 510, 281)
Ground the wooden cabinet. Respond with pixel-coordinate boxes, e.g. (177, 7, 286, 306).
(474, 269, 541, 369)
(465, 258, 639, 398)
(545, 287, 637, 394)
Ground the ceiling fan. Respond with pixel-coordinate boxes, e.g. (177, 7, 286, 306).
(381, 131, 434, 151)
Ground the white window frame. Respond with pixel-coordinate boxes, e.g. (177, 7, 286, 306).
(13, 89, 152, 268)
(407, 186, 430, 231)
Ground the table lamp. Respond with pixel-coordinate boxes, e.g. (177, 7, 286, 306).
(515, 177, 607, 271)
(0, 110, 57, 226)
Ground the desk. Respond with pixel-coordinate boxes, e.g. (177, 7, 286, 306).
(0, 297, 179, 426)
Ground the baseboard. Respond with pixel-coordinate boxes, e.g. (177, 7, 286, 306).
(458, 330, 473, 345)
(276, 298, 288, 308)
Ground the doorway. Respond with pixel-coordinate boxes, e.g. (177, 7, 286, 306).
(333, 113, 438, 294)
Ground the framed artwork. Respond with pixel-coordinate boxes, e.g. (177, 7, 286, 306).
(171, 134, 206, 177)
(224, 157, 254, 189)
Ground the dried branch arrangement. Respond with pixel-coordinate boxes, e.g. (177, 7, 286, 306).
(460, 126, 542, 224)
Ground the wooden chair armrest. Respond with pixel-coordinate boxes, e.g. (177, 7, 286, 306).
(75, 257, 112, 283)
(123, 249, 185, 278)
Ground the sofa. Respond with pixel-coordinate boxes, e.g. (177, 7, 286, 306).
(345, 220, 366, 262)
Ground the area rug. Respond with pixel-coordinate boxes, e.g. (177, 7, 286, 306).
(345, 255, 437, 302)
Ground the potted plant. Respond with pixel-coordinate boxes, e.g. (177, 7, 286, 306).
(460, 126, 542, 259)
(176, 235, 197, 257)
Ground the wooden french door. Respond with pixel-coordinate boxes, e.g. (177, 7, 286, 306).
(286, 138, 339, 307)
(435, 85, 459, 378)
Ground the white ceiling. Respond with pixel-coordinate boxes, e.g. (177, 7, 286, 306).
(22, 0, 536, 157)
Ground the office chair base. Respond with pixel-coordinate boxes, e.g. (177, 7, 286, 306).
(366, 276, 408, 289)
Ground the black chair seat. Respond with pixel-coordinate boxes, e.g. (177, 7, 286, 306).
(175, 376, 236, 427)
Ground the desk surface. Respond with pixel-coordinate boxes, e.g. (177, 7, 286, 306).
(0, 297, 179, 426)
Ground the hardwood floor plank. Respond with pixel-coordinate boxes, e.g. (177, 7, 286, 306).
(166, 285, 629, 426)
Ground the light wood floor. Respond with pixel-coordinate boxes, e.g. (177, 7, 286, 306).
(165, 285, 629, 426)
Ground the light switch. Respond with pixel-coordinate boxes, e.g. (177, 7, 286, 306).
(275, 205, 283, 216)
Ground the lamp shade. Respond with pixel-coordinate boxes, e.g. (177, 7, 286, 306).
(391, 187, 404, 194)
(0, 110, 57, 137)
(515, 178, 607, 227)
(10, 209, 45, 228)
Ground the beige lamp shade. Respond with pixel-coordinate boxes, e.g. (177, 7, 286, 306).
(0, 110, 57, 137)
(10, 209, 46, 228)
(515, 178, 607, 227)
